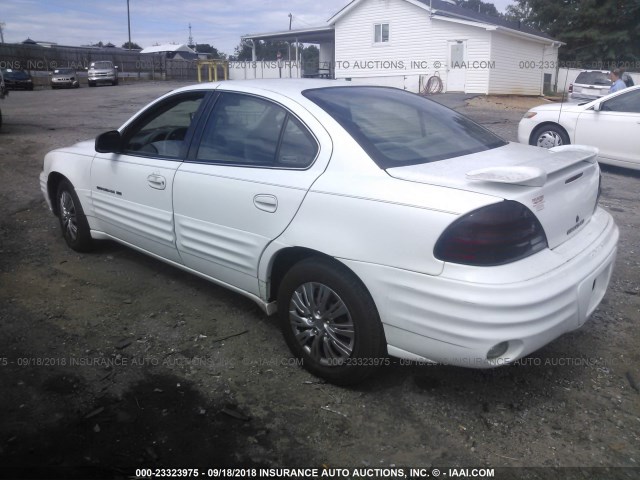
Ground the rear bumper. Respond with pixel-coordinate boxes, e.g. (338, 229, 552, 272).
(342, 208, 618, 368)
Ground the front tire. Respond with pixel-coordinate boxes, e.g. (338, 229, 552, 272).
(530, 124, 570, 149)
(56, 180, 93, 252)
(277, 257, 386, 385)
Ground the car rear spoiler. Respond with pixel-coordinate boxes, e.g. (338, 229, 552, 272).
(465, 145, 599, 187)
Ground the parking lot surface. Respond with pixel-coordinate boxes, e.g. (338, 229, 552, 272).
(0, 82, 639, 477)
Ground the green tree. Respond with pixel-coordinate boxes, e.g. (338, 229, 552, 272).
(194, 43, 225, 59)
(232, 40, 293, 61)
(505, 0, 640, 63)
(454, 0, 501, 17)
(302, 45, 319, 73)
(122, 41, 142, 50)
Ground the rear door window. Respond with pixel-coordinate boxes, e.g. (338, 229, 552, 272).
(195, 92, 318, 168)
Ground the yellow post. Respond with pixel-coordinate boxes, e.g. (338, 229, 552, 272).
(196, 60, 229, 83)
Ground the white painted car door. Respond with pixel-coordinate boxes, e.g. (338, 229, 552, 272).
(574, 88, 640, 166)
(91, 92, 207, 262)
(173, 91, 331, 297)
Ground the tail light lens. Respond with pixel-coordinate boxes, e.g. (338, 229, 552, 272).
(434, 201, 548, 266)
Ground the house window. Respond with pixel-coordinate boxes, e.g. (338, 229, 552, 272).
(374, 23, 389, 43)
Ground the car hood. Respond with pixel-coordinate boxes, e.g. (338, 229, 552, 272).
(529, 101, 590, 114)
(51, 140, 95, 155)
(386, 142, 601, 250)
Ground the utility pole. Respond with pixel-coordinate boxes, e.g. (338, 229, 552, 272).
(127, 0, 132, 49)
(288, 14, 292, 63)
(0, 23, 5, 44)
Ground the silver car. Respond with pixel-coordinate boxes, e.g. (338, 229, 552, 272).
(87, 61, 118, 87)
(569, 70, 611, 101)
(50, 68, 80, 89)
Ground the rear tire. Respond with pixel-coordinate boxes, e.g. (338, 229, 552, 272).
(56, 180, 93, 252)
(277, 257, 386, 385)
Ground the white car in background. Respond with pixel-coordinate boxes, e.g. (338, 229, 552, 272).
(40, 80, 618, 384)
(518, 85, 640, 170)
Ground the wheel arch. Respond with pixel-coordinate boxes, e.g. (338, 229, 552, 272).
(267, 247, 335, 303)
(47, 172, 70, 216)
(529, 122, 570, 146)
(265, 247, 379, 316)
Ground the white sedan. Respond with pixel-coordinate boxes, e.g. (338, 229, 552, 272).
(518, 85, 640, 170)
(40, 80, 618, 384)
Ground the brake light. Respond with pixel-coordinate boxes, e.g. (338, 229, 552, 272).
(434, 201, 548, 266)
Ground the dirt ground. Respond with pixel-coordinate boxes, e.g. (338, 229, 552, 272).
(0, 83, 639, 480)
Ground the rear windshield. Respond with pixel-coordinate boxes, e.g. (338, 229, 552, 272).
(575, 72, 611, 86)
(303, 86, 506, 168)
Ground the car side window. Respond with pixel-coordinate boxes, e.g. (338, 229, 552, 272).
(277, 115, 318, 167)
(196, 92, 318, 168)
(122, 92, 206, 159)
(600, 89, 640, 113)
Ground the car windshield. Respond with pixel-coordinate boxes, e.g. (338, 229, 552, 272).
(54, 69, 74, 74)
(303, 86, 506, 168)
(4, 70, 30, 80)
(575, 72, 611, 86)
(91, 62, 112, 69)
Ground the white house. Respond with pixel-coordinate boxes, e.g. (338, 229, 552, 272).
(239, 0, 562, 95)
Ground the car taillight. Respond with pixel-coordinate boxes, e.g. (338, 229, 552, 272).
(434, 201, 548, 266)
(568, 84, 573, 93)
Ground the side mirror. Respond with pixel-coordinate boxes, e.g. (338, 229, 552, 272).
(592, 102, 602, 112)
(95, 130, 122, 153)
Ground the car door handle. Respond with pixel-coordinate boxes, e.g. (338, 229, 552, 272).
(253, 194, 278, 213)
(147, 174, 166, 190)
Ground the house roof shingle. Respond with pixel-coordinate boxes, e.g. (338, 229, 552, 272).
(421, 0, 553, 40)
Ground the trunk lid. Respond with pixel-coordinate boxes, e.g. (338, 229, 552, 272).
(386, 142, 601, 250)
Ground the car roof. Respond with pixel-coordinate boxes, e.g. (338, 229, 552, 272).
(169, 79, 392, 106)
(177, 78, 355, 93)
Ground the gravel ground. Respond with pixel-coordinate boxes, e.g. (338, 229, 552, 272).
(0, 82, 638, 480)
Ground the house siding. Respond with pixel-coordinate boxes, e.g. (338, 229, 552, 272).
(333, 0, 495, 93)
(488, 32, 548, 95)
(334, 0, 432, 81)
(430, 19, 492, 94)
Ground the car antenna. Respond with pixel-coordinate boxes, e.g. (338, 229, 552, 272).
(558, 69, 570, 124)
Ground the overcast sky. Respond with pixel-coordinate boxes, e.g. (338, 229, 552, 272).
(1, 0, 515, 56)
